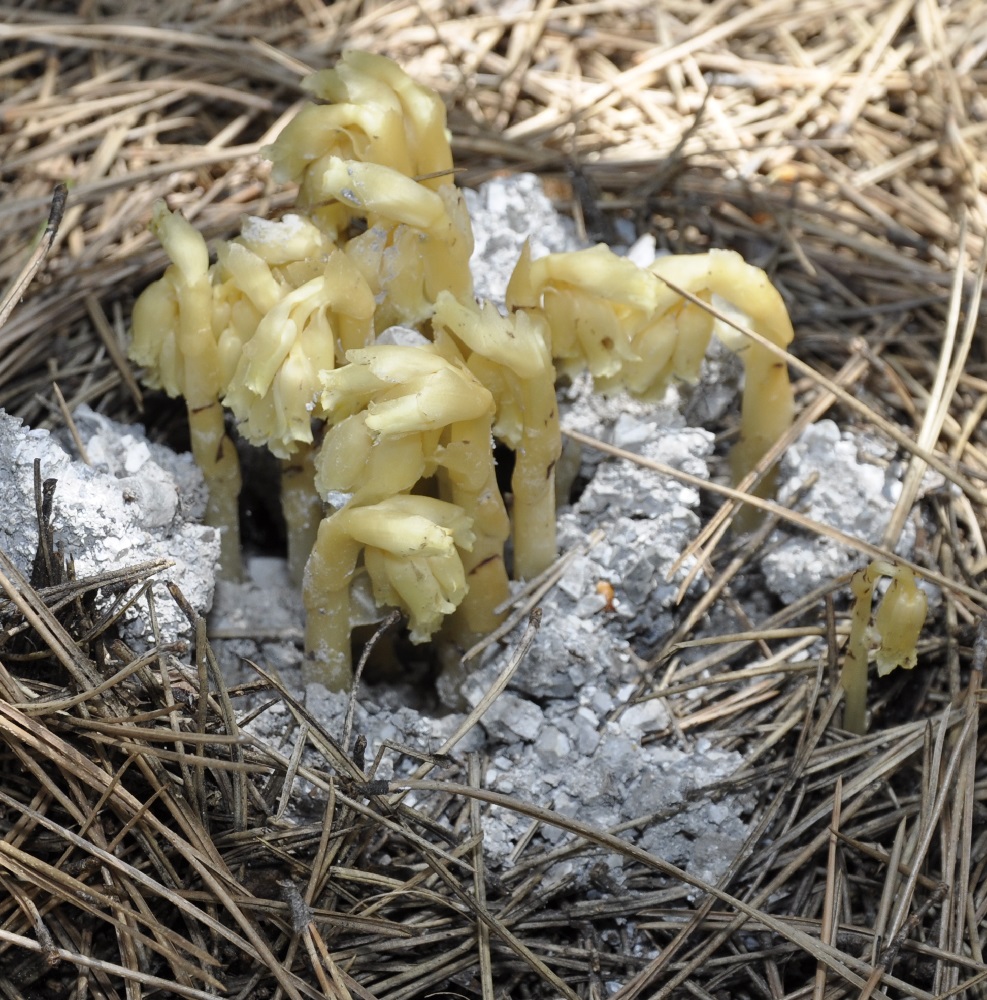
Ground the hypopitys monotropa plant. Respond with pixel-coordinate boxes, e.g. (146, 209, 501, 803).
(131, 51, 798, 691)
(841, 560, 928, 734)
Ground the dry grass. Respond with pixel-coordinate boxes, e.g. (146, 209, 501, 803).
(1, 0, 986, 997)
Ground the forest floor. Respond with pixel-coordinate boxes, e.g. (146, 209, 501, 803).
(0, 2, 986, 998)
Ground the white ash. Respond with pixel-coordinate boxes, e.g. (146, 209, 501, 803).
(0, 406, 219, 646)
(241, 673, 752, 891)
(70, 406, 210, 523)
(417, 378, 743, 880)
(441, 389, 714, 706)
(463, 172, 583, 305)
(679, 335, 746, 428)
(210, 556, 305, 685)
(759, 419, 928, 605)
(374, 324, 432, 348)
(559, 381, 714, 645)
(533, 734, 751, 893)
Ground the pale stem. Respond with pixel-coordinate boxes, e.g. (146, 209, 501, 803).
(729, 346, 795, 533)
(729, 346, 796, 485)
(281, 444, 323, 587)
(187, 400, 242, 581)
(511, 371, 561, 581)
(842, 566, 876, 735)
(441, 415, 511, 646)
(302, 518, 353, 691)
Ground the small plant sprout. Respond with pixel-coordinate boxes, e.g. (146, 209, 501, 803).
(842, 559, 929, 735)
(129, 51, 799, 690)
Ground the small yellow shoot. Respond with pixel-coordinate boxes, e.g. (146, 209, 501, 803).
(842, 560, 928, 734)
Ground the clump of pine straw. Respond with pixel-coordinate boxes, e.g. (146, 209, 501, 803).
(1, 0, 986, 996)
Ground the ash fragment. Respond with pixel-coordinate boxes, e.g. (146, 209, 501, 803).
(210, 556, 305, 683)
(0, 406, 218, 647)
(552, 379, 715, 649)
(760, 420, 932, 604)
(463, 172, 583, 305)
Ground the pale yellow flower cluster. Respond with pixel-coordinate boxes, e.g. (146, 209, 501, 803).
(508, 243, 796, 494)
(130, 52, 798, 691)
